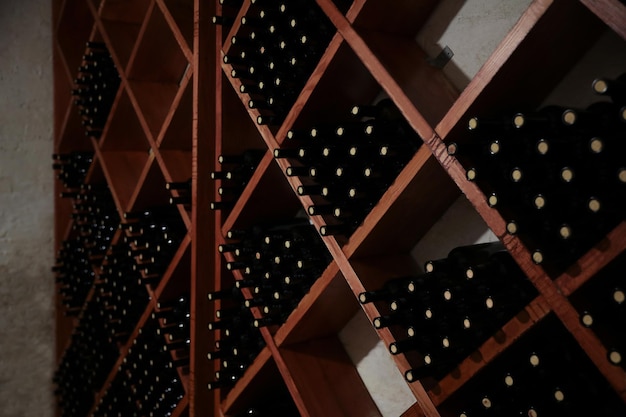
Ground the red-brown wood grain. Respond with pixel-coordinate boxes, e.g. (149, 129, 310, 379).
(279, 336, 382, 417)
(191, 0, 217, 415)
(581, 0, 626, 41)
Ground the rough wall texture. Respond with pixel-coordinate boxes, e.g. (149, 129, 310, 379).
(0, 0, 55, 415)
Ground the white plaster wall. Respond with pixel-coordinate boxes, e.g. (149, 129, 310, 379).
(0, 0, 55, 415)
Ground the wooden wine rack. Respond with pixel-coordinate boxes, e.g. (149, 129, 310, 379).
(52, 0, 626, 416)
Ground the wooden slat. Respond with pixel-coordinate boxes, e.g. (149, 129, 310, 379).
(127, 79, 183, 140)
(400, 402, 426, 417)
(156, 0, 194, 61)
(100, 86, 150, 152)
(158, 80, 193, 150)
(99, 19, 144, 71)
(429, 296, 551, 405)
(580, 0, 626, 41)
(126, 150, 169, 211)
(191, 0, 217, 416)
(120, 0, 155, 79)
(220, 151, 302, 235)
(99, 150, 151, 212)
(556, 221, 626, 297)
(126, 3, 189, 83)
(211, 4, 224, 415)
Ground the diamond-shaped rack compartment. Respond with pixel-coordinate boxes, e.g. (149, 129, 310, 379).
(99, 85, 148, 153)
(567, 250, 626, 374)
(126, 3, 191, 140)
(126, 155, 174, 213)
(56, 103, 95, 155)
(158, 72, 192, 151)
(279, 333, 383, 417)
(213, 81, 297, 227)
(98, 0, 152, 72)
(220, 0, 340, 136)
(215, 346, 308, 417)
(98, 88, 152, 212)
(157, 0, 194, 57)
(55, 0, 96, 80)
(269, 39, 458, 253)
(349, 197, 546, 408)
(219, 151, 302, 236)
(53, 42, 74, 145)
(155, 64, 192, 215)
(437, 1, 626, 280)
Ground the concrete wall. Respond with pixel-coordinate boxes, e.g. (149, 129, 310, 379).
(0, 0, 55, 415)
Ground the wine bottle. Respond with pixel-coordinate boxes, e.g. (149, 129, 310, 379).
(592, 74, 626, 105)
(358, 276, 415, 304)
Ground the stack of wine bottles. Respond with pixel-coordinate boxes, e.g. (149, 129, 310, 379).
(71, 41, 121, 139)
(275, 98, 422, 237)
(154, 294, 191, 373)
(54, 299, 122, 417)
(53, 151, 94, 190)
(445, 315, 626, 417)
(210, 149, 265, 211)
(69, 184, 120, 257)
(570, 252, 626, 371)
(449, 73, 626, 276)
(122, 206, 187, 288)
(94, 242, 150, 345)
(167, 178, 192, 208)
(215, 0, 353, 27)
(219, 218, 332, 328)
(219, 0, 335, 128)
(54, 237, 98, 315)
(360, 241, 537, 382)
(92, 318, 186, 417)
(54, 183, 120, 314)
(206, 285, 266, 391)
